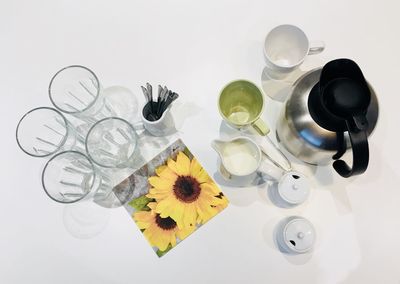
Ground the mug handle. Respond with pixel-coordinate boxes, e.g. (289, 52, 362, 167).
(252, 118, 270, 136)
(308, 41, 325, 55)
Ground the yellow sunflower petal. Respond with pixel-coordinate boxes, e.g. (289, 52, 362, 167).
(148, 186, 170, 193)
(214, 194, 229, 207)
(167, 158, 180, 176)
(157, 231, 172, 251)
(182, 203, 197, 228)
(133, 210, 153, 222)
(146, 226, 163, 249)
(176, 224, 195, 240)
(155, 196, 176, 215)
(175, 152, 191, 176)
(135, 220, 150, 230)
(198, 191, 226, 207)
(200, 183, 223, 201)
(155, 165, 167, 176)
(189, 159, 211, 183)
(196, 188, 218, 204)
(148, 176, 174, 191)
(147, 202, 157, 210)
(196, 172, 212, 185)
(144, 223, 174, 252)
(190, 158, 203, 179)
(142, 226, 152, 241)
(207, 182, 223, 195)
(195, 201, 205, 221)
(156, 197, 185, 228)
(146, 187, 171, 200)
(214, 202, 229, 212)
(196, 201, 218, 224)
(133, 211, 153, 229)
(156, 165, 178, 182)
(143, 224, 157, 244)
(170, 233, 177, 247)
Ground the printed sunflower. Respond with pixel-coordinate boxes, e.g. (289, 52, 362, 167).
(146, 151, 228, 229)
(133, 202, 195, 252)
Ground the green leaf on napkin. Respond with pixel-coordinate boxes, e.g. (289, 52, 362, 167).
(183, 147, 193, 159)
(156, 244, 173, 257)
(128, 195, 153, 211)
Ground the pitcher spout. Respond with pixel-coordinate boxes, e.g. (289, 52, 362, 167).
(211, 140, 226, 156)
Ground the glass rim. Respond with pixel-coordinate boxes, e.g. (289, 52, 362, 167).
(16, 106, 69, 158)
(48, 65, 101, 114)
(85, 117, 138, 168)
(41, 150, 96, 204)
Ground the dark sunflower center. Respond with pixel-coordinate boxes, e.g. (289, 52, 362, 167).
(173, 175, 201, 203)
(155, 214, 177, 231)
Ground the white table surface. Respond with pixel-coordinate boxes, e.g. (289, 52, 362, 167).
(2, 0, 400, 283)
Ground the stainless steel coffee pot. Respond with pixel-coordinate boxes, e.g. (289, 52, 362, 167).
(276, 59, 379, 177)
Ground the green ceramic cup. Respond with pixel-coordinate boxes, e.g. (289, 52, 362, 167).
(218, 80, 269, 135)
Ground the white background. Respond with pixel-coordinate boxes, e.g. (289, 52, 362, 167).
(2, 0, 400, 283)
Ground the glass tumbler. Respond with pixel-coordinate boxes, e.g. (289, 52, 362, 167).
(42, 151, 111, 203)
(49, 65, 104, 122)
(85, 117, 138, 168)
(49, 65, 141, 127)
(16, 107, 81, 158)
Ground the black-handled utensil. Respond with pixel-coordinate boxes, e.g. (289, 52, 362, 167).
(156, 86, 169, 117)
(161, 91, 179, 114)
(146, 83, 155, 114)
(141, 86, 150, 103)
(141, 83, 179, 121)
(141, 84, 158, 121)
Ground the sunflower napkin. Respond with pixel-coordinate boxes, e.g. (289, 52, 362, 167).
(114, 139, 229, 257)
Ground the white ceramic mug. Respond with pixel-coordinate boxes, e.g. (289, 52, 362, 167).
(264, 24, 325, 76)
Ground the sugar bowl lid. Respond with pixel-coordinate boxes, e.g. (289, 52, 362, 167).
(277, 171, 310, 205)
(277, 216, 316, 254)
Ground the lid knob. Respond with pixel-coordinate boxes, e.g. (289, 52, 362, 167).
(277, 171, 311, 206)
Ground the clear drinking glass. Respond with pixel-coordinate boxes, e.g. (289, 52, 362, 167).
(48, 66, 140, 126)
(85, 117, 138, 168)
(49, 65, 104, 121)
(16, 107, 81, 157)
(42, 151, 112, 203)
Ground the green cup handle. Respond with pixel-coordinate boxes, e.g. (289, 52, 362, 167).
(252, 118, 270, 136)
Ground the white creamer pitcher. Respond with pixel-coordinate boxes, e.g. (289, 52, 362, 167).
(211, 136, 271, 187)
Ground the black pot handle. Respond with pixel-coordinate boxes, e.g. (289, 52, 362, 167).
(333, 119, 369, 177)
(332, 131, 346, 160)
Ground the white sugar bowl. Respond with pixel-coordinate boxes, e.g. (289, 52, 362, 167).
(276, 216, 316, 254)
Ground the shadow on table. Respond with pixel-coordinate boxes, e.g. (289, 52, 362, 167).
(260, 54, 325, 102)
(63, 201, 111, 239)
(261, 67, 304, 102)
(212, 171, 270, 207)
